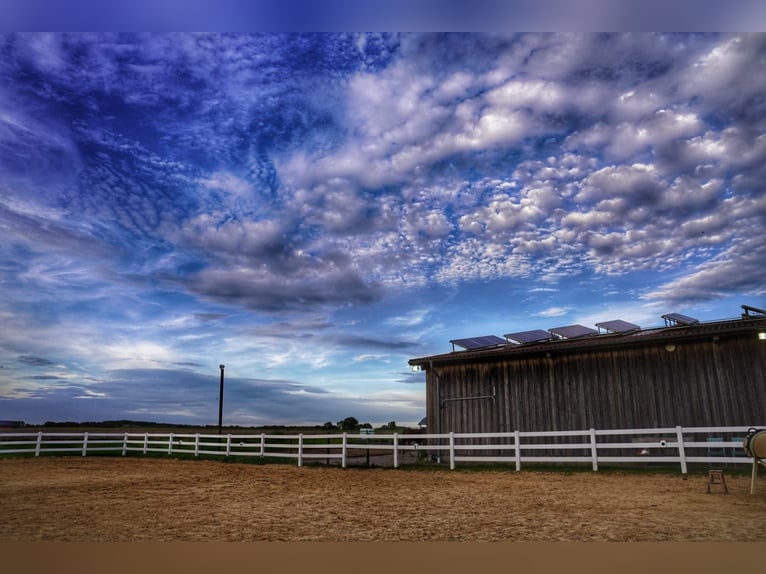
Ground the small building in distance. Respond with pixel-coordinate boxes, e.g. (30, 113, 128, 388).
(408, 305, 766, 436)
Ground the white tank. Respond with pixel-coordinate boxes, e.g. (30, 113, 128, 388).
(743, 428, 766, 459)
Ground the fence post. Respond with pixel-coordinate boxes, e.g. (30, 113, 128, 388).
(168, 433, 174, 456)
(751, 459, 760, 495)
(589, 428, 598, 471)
(341, 433, 347, 469)
(225, 434, 231, 457)
(514, 430, 521, 471)
(260, 433, 265, 458)
(449, 432, 455, 470)
(143, 433, 148, 455)
(35, 431, 42, 457)
(82, 432, 89, 457)
(122, 432, 128, 456)
(194, 433, 200, 457)
(393, 433, 399, 468)
(298, 433, 303, 467)
(675, 426, 687, 475)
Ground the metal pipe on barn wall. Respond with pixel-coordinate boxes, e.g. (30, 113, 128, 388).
(430, 360, 442, 464)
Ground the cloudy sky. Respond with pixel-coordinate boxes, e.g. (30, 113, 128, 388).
(1, 32, 765, 427)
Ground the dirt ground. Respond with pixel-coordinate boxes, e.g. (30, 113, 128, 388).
(1, 457, 764, 542)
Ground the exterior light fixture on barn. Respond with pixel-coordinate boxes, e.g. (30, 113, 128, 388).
(409, 306, 766, 440)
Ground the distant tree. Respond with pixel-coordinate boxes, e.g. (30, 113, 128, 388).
(337, 417, 359, 430)
(321, 421, 337, 430)
(360, 422, 372, 429)
(386, 421, 397, 430)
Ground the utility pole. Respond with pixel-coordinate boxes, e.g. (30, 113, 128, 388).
(218, 364, 225, 435)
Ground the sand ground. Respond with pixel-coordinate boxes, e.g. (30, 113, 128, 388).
(1, 457, 764, 542)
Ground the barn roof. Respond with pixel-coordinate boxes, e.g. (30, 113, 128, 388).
(409, 314, 766, 368)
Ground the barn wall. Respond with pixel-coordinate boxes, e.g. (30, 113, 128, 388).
(426, 332, 766, 435)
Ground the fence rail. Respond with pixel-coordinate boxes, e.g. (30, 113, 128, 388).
(0, 425, 761, 474)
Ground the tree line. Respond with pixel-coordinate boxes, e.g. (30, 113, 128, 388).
(10, 418, 406, 432)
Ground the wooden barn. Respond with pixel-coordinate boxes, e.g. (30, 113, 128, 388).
(408, 305, 766, 437)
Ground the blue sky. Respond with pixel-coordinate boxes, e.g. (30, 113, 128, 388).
(1, 32, 765, 427)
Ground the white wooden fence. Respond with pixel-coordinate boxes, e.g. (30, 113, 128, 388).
(0, 425, 761, 474)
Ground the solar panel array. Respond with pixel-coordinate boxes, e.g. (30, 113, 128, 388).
(741, 304, 766, 317)
(448, 312, 704, 351)
(595, 319, 641, 334)
(504, 329, 552, 344)
(449, 335, 507, 350)
(549, 324, 598, 339)
(661, 313, 699, 326)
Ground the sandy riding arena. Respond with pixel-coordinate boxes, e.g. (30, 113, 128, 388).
(1, 457, 764, 542)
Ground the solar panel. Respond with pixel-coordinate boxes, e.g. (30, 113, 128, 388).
(661, 313, 699, 327)
(741, 304, 766, 318)
(595, 319, 641, 334)
(449, 335, 506, 351)
(549, 324, 598, 339)
(504, 329, 552, 345)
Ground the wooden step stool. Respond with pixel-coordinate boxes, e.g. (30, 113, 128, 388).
(706, 469, 728, 494)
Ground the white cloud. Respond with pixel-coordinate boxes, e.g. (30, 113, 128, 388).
(576, 163, 660, 203)
(644, 235, 766, 304)
(180, 213, 287, 257)
(681, 36, 754, 98)
(353, 354, 389, 363)
(536, 306, 571, 318)
(198, 172, 254, 198)
(385, 308, 432, 328)
(613, 88, 663, 120)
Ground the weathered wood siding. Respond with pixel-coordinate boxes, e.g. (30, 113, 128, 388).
(426, 333, 766, 435)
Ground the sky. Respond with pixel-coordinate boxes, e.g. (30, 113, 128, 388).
(1, 32, 765, 427)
